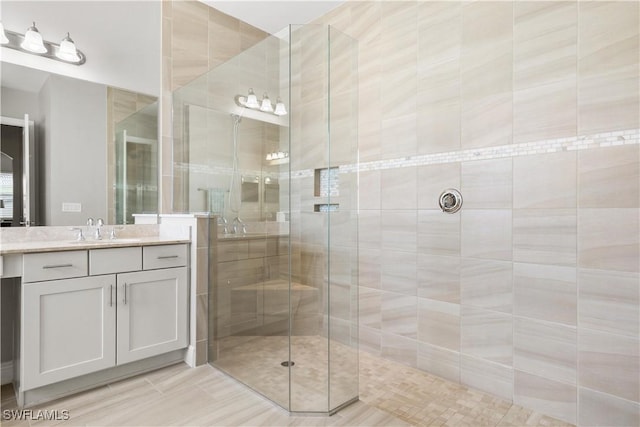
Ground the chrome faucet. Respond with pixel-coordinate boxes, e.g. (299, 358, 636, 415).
(70, 227, 85, 241)
(232, 217, 246, 234)
(94, 218, 104, 240)
(218, 216, 229, 234)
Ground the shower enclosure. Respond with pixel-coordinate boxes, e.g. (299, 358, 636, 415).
(173, 25, 358, 414)
(114, 102, 159, 224)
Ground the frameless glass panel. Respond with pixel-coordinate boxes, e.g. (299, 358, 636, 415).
(114, 102, 158, 224)
(174, 22, 357, 416)
(289, 23, 330, 413)
(174, 31, 292, 411)
(327, 26, 359, 412)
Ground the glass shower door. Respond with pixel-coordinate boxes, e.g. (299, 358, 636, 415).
(115, 103, 158, 224)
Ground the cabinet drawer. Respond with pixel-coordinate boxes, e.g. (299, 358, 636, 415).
(90, 247, 142, 275)
(23, 251, 88, 283)
(143, 244, 188, 270)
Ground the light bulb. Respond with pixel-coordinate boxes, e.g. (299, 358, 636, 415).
(0, 22, 9, 45)
(56, 33, 81, 62)
(245, 88, 259, 108)
(274, 98, 287, 116)
(260, 94, 273, 113)
(21, 22, 47, 54)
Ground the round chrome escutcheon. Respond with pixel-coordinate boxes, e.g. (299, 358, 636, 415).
(439, 189, 463, 214)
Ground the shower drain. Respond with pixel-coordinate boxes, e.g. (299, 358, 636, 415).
(280, 361, 295, 367)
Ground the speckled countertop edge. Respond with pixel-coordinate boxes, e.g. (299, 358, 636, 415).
(0, 236, 191, 255)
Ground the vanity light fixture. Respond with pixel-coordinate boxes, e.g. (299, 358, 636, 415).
(260, 93, 274, 113)
(235, 89, 287, 117)
(56, 33, 81, 62)
(273, 98, 287, 116)
(1, 21, 86, 65)
(21, 22, 47, 53)
(245, 88, 260, 108)
(265, 151, 289, 164)
(0, 22, 9, 45)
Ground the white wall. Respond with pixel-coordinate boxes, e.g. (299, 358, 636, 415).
(1, 1, 161, 96)
(0, 87, 39, 119)
(40, 75, 107, 225)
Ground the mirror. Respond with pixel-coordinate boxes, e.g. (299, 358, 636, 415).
(0, 63, 158, 226)
(0, 0, 160, 226)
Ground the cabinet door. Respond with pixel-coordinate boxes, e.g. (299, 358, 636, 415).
(116, 267, 188, 365)
(22, 275, 116, 390)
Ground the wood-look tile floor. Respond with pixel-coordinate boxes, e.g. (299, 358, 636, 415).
(0, 350, 574, 427)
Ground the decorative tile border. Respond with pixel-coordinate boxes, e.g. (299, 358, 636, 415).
(178, 128, 639, 180)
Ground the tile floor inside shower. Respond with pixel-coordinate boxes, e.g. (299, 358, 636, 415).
(0, 341, 572, 427)
(212, 335, 359, 412)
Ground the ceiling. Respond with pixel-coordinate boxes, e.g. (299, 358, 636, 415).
(200, 1, 347, 34)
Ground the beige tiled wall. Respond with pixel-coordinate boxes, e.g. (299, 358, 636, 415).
(159, 0, 269, 368)
(317, 1, 639, 425)
(160, 0, 269, 214)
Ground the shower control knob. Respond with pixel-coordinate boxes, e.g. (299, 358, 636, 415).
(439, 189, 462, 214)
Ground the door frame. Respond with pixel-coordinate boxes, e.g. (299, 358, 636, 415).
(1, 115, 37, 226)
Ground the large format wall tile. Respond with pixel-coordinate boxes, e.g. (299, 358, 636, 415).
(460, 355, 513, 401)
(359, 170, 381, 210)
(380, 250, 417, 296)
(417, 210, 460, 256)
(514, 370, 577, 425)
(461, 306, 512, 366)
(461, 1, 513, 150)
(359, 210, 381, 250)
(513, 209, 577, 266)
(417, 298, 460, 352)
(514, 263, 577, 326)
(381, 332, 417, 368)
(417, 59, 461, 156)
(359, 248, 381, 290)
(461, 210, 512, 260)
(579, 328, 639, 402)
(514, 317, 576, 384)
(461, 158, 512, 209)
(460, 258, 512, 314)
(514, 1, 577, 90)
(579, 387, 640, 427)
(513, 151, 577, 208)
(578, 208, 640, 272)
(417, 163, 461, 210)
(381, 211, 417, 253)
(381, 167, 417, 210)
(578, 145, 640, 208)
(578, 268, 640, 338)
(381, 293, 417, 339)
(360, 287, 381, 330)
(417, 254, 460, 304)
(513, 79, 576, 144)
(578, 1, 639, 134)
(417, 342, 460, 384)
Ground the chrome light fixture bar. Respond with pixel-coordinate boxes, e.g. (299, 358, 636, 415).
(1, 22, 86, 65)
(235, 88, 287, 116)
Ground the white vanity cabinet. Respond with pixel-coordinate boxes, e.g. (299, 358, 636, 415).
(22, 275, 117, 390)
(20, 244, 188, 391)
(116, 267, 187, 364)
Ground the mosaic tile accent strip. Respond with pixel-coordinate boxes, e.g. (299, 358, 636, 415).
(179, 129, 639, 181)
